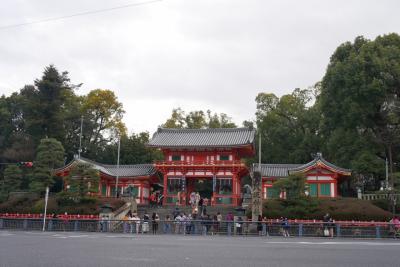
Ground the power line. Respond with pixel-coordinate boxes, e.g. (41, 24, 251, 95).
(0, 0, 163, 30)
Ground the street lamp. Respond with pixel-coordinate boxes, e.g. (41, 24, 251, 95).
(115, 136, 121, 198)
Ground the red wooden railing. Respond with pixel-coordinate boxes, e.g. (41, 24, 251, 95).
(0, 213, 99, 220)
(155, 160, 246, 167)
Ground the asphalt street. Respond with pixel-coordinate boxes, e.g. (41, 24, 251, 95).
(0, 231, 399, 267)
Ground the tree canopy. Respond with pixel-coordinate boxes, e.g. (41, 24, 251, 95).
(161, 108, 237, 129)
(256, 33, 400, 193)
(1, 33, 400, 200)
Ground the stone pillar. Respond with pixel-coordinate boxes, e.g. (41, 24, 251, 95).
(357, 188, 362, 199)
(251, 171, 262, 221)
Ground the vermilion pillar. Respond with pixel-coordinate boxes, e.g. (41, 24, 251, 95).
(163, 172, 168, 205)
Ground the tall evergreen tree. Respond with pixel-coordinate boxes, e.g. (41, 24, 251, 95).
(255, 88, 321, 164)
(21, 65, 75, 145)
(65, 163, 100, 197)
(2, 165, 23, 196)
(319, 33, 400, 189)
(30, 138, 65, 193)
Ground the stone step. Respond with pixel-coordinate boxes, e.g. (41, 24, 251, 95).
(136, 205, 246, 219)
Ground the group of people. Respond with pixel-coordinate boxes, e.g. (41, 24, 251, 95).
(121, 209, 289, 236)
(170, 208, 224, 235)
(121, 211, 160, 234)
(149, 191, 162, 207)
(323, 213, 335, 238)
(389, 216, 400, 236)
(254, 215, 288, 237)
(188, 191, 208, 215)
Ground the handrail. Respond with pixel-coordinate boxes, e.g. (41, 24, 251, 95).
(154, 160, 246, 166)
(0, 213, 99, 220)
(0, 217, 398, 227)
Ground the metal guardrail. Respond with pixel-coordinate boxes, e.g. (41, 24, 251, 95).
(1, 218, 400, 239)
(360, 193, 400, 201)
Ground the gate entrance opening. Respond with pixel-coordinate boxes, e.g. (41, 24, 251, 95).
(189, 178, 212, 200)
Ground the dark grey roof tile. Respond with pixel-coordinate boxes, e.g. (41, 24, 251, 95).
(74, 157, 156, 177)
(147, 127, 255, 148)
(253, 163, 302, 177)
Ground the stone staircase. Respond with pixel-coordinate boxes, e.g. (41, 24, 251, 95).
(136, 205, 247, 219)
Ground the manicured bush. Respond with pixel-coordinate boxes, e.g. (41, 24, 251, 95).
(258, 197, 393, 221)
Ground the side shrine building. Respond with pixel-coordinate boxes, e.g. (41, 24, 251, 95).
(55, 128, 351, 207)
(255, 153, 351, 200)
(55, 157, 160, 205)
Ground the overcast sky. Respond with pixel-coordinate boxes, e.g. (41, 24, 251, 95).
(0, 0, 399, 134)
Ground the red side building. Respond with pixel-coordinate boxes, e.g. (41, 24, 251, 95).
(55, 157, 160, 205)
(256, 153, 351, 199)
(147, 128, 256, 206)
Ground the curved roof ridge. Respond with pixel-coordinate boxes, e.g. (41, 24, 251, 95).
(148, 127, 256, 148)
(55, 157, 157, 178)
(103, 163, 154, 168)
(289, 153, 351, 175)
(157, 127, 252, 132)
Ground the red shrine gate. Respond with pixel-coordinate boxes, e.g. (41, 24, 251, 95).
(147, 128, 256, 207)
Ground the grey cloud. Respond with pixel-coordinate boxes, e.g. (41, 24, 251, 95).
(0, 0, 399, 132)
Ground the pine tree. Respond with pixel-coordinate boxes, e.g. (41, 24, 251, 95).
(2, 165, 23, 196)
(65, 163, 99, 197)
(30, 138, 65, 193)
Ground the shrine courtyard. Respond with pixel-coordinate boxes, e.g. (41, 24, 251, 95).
(1, 231, 398, 267)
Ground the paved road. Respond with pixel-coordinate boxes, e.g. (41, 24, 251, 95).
(0, 231, 399, 267)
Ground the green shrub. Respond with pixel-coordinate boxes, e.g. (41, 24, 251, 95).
(259, 197, 393, 221)
(80, 197, 97, 205)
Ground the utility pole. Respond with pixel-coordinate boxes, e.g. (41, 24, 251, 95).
(258, 133, 261, 172)
(78, 116, 83, 158)
(252, 131, 262, 221)
(42, 187, 49, 231)
(115, 136, 121, 197)
(385, 158, 389, 190)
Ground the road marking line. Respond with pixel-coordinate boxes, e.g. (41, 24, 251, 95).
(265, 241, 400, 246)
(0, 233, 14, 236)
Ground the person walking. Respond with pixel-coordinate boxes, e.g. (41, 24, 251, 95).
(142, 212, 150, 234)
(123, 211, 131, 233)
(163, 215, 171, 234)
(281, 217, 290, 237)
(152, 212, 159, 234)
(216, 212, 223, 234)
(323, 213, 334, 238)
(195, 192, 200, 207)
(129, 213, 138, 234)
(174, 213, 182, 234)
(262, 217, 268, 236)
(226, 212, 234, 236)
(180, 213, 187, 234)
(198, 197, 204, 216)
(257, 215, 263, 236)
(236, 216, 243, 235)
(190, 192, 196, 208)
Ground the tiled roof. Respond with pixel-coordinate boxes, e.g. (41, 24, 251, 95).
(103, 164, 157, 177)
(59, 157, 157, 178)
(289, 153, 351, 175)
(254, 153, 351, 178)
(147, 127, 256, 148)
(253, 163, 302, 177)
